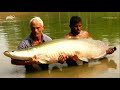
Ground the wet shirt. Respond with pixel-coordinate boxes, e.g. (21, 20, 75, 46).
(17, 33, 52, 50)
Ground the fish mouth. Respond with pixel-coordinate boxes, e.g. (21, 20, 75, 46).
(4, 51, 11, 57)
(4, 51, 32, 60)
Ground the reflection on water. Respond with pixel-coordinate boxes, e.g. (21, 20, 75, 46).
(25, 58, 117, 78)
(0, 12, 120, 78)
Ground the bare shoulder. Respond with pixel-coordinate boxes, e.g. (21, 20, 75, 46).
(81, 30, 89, 34)
(81, 30, 91, 38)
(64, 33, 71, 38)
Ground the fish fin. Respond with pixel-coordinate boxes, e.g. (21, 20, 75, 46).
(32, 54, 50, 64)
(48, 64, 63, 74)
(38, 60, 48, 64)
(79, 57, 89, 62)
(48, 63, 63, 71)
(48, 62, 68, 72)
(74, 51, 89, 62)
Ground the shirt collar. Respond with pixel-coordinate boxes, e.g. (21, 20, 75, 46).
(28, 32, 45, 45)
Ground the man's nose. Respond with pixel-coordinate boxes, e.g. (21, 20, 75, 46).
(77, 27, 80, 30)
(33, 29, 39, 33)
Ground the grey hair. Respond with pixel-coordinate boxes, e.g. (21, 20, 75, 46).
(29, 16, 44, 26)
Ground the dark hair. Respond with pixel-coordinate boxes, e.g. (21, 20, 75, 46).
(69, 16, 82, 27)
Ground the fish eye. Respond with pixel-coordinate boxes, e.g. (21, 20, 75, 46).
(12, 51, 14, 52)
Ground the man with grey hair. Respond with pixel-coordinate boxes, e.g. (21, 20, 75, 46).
(11, 16, 52, 71)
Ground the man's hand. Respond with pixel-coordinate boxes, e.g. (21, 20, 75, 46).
(31, 55, 42, 64)
(69, 55, 78, 61)
(58, 53, 79, 64)
(58, 53, 69, 64)
(106, 47, 116, 54)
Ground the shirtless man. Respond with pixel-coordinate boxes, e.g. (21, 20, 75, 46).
(59, 16, 115, 66)
(64, 16, 90, 39)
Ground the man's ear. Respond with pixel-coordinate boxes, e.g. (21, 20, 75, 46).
(42, 26, 44, 30)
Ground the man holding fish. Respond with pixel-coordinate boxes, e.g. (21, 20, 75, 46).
(11, 17, 53, 71)
(60, 16, 115, 66)
(11, 16, 115, 71)
(11, 16, 74, 71)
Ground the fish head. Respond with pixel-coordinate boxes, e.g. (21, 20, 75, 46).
(4, 50, 31, 60)
(4, 50, 23, 59)
(4, 51, 16, 58)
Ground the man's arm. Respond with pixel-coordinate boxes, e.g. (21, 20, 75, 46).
(106, 47, 116, 54)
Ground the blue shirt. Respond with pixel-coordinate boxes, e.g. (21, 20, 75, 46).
(17, 33, 52, 50)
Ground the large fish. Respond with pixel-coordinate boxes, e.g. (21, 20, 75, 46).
(4, 38, 116, 64)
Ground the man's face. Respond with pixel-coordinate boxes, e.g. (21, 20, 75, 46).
(30, 20, 44, 38)
(71, 22, 82, 35)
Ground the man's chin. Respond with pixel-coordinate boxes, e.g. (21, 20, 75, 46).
(74, 32, 79, 36)
(34, 34, 41, 38)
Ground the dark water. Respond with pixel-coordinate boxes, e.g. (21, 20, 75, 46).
(0, 12, 119, 78)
